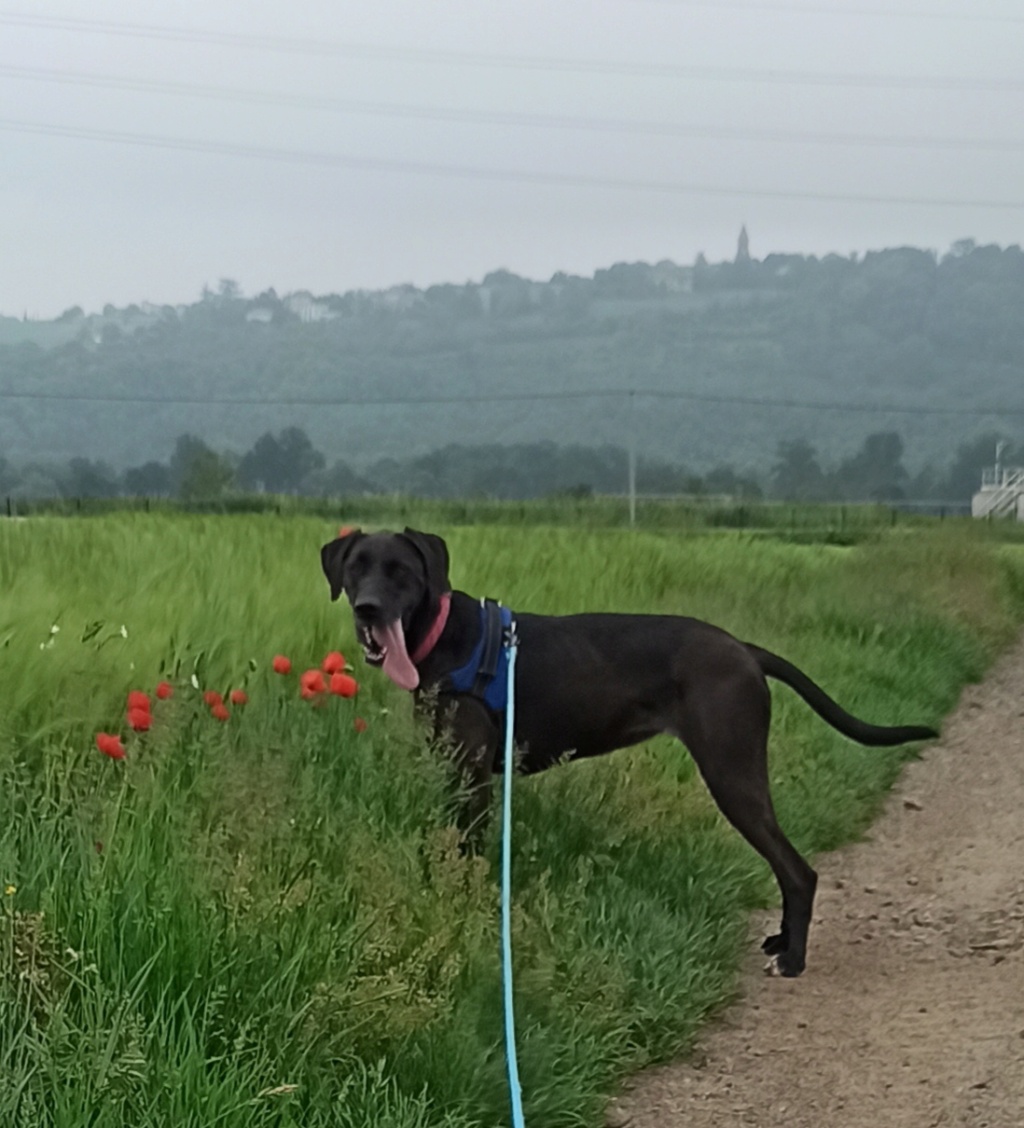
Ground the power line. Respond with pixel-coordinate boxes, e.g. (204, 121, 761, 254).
(3, 118, 1021, 210)
(1, 11, 1021, 90)
(4, 64, 1022, 154)
(0, 385, 1018, 417)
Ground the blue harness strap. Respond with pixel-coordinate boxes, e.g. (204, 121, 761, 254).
(446, 599, 514, 714)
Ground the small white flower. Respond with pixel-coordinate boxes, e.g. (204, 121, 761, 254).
(190, 674, 200, 689)
(119, 625, 128, 639)
(50, 624, 60, 635)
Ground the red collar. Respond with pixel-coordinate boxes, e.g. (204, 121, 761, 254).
(411, 592, 451, 665)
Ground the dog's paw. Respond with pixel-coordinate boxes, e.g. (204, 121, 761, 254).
(761, 932, 787, 956)
(774, 950, 806, 978)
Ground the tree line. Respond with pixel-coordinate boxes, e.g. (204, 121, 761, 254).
(0, 426, 1013, 505)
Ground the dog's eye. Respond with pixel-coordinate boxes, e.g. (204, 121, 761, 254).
(385, 560, 410, 582)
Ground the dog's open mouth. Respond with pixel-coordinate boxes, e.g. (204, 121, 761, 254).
(358, 625, 386, 665)
(357, 619, 420, 691)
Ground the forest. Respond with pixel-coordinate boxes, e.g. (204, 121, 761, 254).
(0, 238, 1021, 501)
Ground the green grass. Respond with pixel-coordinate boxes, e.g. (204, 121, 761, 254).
(1, 512, 1023, 1126)
(7, 490, 973, 543)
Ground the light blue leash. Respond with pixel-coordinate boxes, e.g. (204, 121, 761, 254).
(501, 622, 526, 1128)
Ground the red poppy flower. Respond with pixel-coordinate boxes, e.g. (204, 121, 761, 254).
(229, 689, 248, 706)
(329, 672, 358, 698)
(155, 681, 173, 700)
(127, 708, 152, 733)
(127, 690, 151, 713)
(210, 702, 230, 722)
(95, 732, 126, 760)
(203, 690, 223, 707)
(300, 669, 327, 699)
(272, 655, 292, 675)
(353, 716, 368, 734)
(321, 651, 346, 674)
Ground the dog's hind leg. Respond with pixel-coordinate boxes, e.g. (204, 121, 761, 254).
(673, 679, 818, 977)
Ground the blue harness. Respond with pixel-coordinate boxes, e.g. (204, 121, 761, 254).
(446, 599, 515, 714)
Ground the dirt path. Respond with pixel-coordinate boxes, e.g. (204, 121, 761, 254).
(611, 636, 1024, 1128)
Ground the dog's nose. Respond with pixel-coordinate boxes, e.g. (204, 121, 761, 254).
(353, 595, 383, 622)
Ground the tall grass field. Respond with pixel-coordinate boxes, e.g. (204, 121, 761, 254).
(2, 512, 1023, 1126)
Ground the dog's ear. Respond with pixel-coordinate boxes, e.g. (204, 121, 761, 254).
(400, 528, 451, 595)
(320, 529, 362, 602)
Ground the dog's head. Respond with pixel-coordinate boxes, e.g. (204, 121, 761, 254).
(319, 526, 450, 691)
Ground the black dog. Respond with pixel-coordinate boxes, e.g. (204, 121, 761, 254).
(321, 526, 936, 977)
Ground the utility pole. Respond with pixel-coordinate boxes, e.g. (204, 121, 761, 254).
(627, 388, 636, 527)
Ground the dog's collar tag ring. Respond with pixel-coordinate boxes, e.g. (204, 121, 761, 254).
(410, 591, 452, 665)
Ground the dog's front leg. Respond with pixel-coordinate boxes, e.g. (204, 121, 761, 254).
(436, 695, 499, 851)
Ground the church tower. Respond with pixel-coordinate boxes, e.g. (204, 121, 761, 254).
(735, 224, 751, 265)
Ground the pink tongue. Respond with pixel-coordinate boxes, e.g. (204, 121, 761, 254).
(373, 621, 420, 691)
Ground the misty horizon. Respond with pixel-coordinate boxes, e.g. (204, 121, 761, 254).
(3, 2, 1022, 318)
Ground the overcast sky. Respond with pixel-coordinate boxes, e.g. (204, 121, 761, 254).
(2, 0, 1022, 317)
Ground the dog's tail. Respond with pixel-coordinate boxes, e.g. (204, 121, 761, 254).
(748, 645, 938, 746)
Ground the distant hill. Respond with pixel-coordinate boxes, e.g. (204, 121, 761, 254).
(1, 241, 1021, 476)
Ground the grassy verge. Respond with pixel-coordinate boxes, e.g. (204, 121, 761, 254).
(1, 514, 1022, 1126)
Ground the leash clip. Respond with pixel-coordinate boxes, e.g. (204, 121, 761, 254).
(504, 617, 519, 651)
